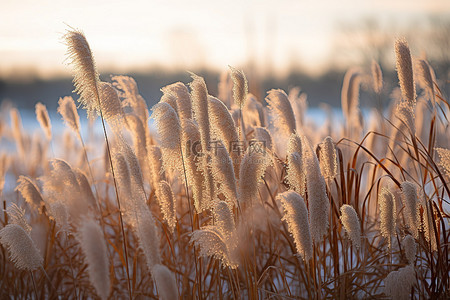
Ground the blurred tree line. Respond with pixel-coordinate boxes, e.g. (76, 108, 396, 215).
(1, 16, 448, 110)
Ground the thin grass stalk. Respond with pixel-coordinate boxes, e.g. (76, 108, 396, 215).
(30, 271, 38, 300)
(177, 141, 202, 299)
(99, 107, 132, 299)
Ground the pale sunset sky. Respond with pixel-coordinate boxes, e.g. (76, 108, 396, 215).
(0, 0, 448, 78)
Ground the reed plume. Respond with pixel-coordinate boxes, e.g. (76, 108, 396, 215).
(208, 96, 239, 155)
(0, 223, 43, 271)
(151, 102, 182, 173)
(35, 102, 52, 141)
(64, 29, 101, 120)
(125, 113, 149, 181)
(244, 94, 265, 127)
(395, 38, 416, 105)
(239, 150, 272, 205)
(190, 226, 238, 268)
(180, 119, 208, 212)
(210, 142, 238, 207)
(402, 235, 416, 265)
(340, 204, 361, 249)
(156, 181, 177, 233)
(341, 68, 361, 123)
(135, 206, 162, 271)
(378, 187, 396, 248)
(421, 198, 437, 251)
(286, 133, 305, 196)
(371, 60, 383, 94)
(266, 89, 296, 136)
(288, 87, 308, 130)
(278, 191, 313, 260)
(189, 73, 216, 205)
(57, 96, 81, 138)
(396, 100, 416, 135)
(400, 181, 420, 238)
(148, 145, 166, 190)
(98, 81, 124, 129)
(415, 59, 435, 104)
(318, 136, 337, 182)
(112, 75, 149, 123)
(190, 73, 212, 152)
(303, 136, 329, 242)
(152, 264, 179, 300)
(436, 147, 450, 178)
(212, 200, 236, 243)
(10, 108, 25, 158)
(254, 127, 273, 153)
(6, 203, 32, 234)
(73, 168, 98, 211)
(15, 176, 44, 213)
(76, 216, 110, 300)
(161, 82, 192, 120)
(229, 66, 248, 109)
(41, 159, 88, 222)
(384, 265, 416, 300)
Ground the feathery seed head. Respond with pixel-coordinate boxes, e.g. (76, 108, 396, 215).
(73, 168, 97, 210)
(396, 100, 416, 135)
(135, 207, 161, 270)
(371, 60, 383, 94)
(156, 181, 177, 232)
(400, 181, 420, 238)
(148, 145, 165, 190)
(189, 73, 211, 151)
(211, 142, 238, 207)
(151, 102, 182, 173)
(340, 204, 362, 249)
(6, 203, 32, 234)
(415, 59, 435, 102)
(303, 136, 329, 242)
(190, 226, 238, 268)
(318, 136, 337, 181)
(229, 66, 248, 109)
(77, 217, 110, 300)
(213, 200, 236, 242)
(341, 68, 361, 122)
(161, 82, 192, 120)
(151, 264, 179, 300)
(64, 29, 100, 120)
(16, 176, 44, 213)
(239, 150, 272, 205)
(436, 147, 450, 178)
(286, 152, 306, 197)
(384, 265, 416, 300)
(98, 81, 124, 127)
(266, 89, 296, 136)
(395, 38, 416, 105)
(278, 191, 313, 260)
(180, 119, 209, 212)
(0, 224, 43, 271)
(35, 102, 52, 140)
(254, 127, 273, 153)
(379, 187, 396, 248)
(208, 96, 238, 152)
(402, 235, 416, 265)
(58, 96, 81, 136)
(287, 133, 302, 155)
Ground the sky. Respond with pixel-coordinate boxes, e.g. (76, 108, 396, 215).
(0, 0, 448, 79)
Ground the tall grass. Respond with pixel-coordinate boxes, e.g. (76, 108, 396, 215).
(0, 32, 449, 299)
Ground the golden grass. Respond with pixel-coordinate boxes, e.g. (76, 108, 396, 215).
(0, 32, 449, 300)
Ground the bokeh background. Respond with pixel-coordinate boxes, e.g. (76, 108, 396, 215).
(0, 0, 449, 110)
